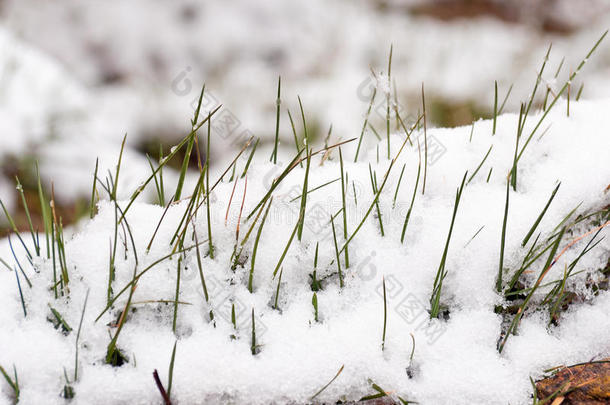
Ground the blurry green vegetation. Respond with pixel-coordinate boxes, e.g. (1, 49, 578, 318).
(428, 98, 491, 128)
(0, 155, 89, 237)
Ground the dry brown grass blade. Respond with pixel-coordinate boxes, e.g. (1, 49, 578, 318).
(225, 177, 240, 226)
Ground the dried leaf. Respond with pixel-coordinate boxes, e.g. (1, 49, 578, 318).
(536, 360, 610, 404)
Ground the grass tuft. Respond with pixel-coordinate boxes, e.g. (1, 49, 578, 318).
(0, 364, 19, 404)
(499, 227, 566, 352)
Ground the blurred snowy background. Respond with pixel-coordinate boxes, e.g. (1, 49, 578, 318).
(2, 0, 610, 232)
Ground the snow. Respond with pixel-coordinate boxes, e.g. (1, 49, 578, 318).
(0, 98, 608, 404)
(0, 25, 194, 205)
(0, 26, 86, 151)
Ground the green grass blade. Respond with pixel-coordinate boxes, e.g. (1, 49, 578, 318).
(497, 179, 510, 292)
(401, 163, 421, 243)
(430, 172, 467, 318)
(166, 340, 178, 398)
(381, 276, 387, 351)
(74, 289, 89, 381)
(273, 267, 283, 310)
(339, 148, 349, 267)
(466, 145, 493, 185)
(241, 138, 259, 178)
(516, 32, 607, 165)
(310, 365, 344, 400)
(522, 183, 561, 247)
(492, 80, 498, 135)
(331, 216, 344, 288)
(249, 198, 273, 293)
(392, 163, 406, 208)
(296, 149, 311, 241)
(15, 177, 39, 256)
(354, 88, 377, 162)
(271, 77, 281, 163)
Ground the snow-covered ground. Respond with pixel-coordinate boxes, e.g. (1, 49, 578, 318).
(0, 2, 609, 404)
(0, 96, 608, 403)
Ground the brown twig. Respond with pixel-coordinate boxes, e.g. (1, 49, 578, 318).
(152, 369, 172, 405)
